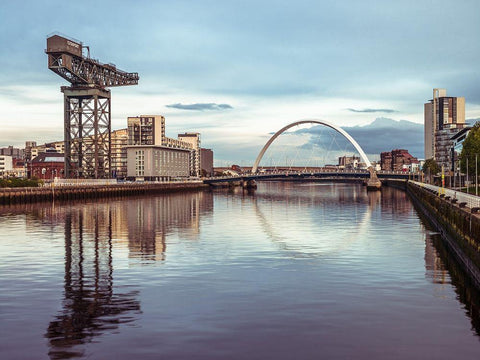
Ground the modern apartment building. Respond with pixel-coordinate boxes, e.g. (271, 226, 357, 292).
(0, 155, 13, 177)
(178, 133, 201, 177)
(127, 115, 193, 150)
(127, 115, 165, 146)
(126, 146, 191, 180)
(200, 148, 214, 177)
(111, 128, 128, 178)
(338, 155, 360, 169)
(0, 146, 24, 159)
(31, 141, 64, 159)
(424, 88, 465, 168)
(126, 115, 199, 180)
(24, 141, 37, 164)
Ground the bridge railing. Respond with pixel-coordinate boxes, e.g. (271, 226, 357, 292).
(409, 180, 480, 209)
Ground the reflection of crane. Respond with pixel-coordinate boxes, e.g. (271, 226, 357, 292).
(45, 210, 141, 359)
(46, 34, 139, 178)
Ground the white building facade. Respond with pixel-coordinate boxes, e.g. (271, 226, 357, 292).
(126, 146, 191, 181)
(178, 133, 201, 177)
(126, 115, 199, 180)
(0, 155, 13, 177)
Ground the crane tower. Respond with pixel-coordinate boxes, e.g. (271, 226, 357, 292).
(46, 34, 139, 179)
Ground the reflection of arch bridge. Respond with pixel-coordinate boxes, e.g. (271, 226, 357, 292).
(205, 120, 413, 189)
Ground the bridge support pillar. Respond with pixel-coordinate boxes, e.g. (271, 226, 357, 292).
(366, 167, 382, 190)
(241, 180, 257, 189)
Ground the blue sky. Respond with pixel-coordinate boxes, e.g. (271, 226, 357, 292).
(1, 0, 480, 165)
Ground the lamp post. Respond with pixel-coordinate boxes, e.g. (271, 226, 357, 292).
(467, 157, 469, 194)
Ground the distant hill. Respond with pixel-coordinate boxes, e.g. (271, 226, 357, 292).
(295, 117, 424, 158)
(343, 118, 424, 158)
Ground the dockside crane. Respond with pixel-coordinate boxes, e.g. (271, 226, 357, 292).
(46, 34, 139, 179)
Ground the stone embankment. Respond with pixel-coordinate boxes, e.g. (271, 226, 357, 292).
(0, 182, 209, 205)
(405, 181, 480, 286)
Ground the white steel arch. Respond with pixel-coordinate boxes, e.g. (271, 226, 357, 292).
(252, 120, 372, 173)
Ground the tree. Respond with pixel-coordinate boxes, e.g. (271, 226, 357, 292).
(422, 158, 440, 175)
(460, 122, 480, 175)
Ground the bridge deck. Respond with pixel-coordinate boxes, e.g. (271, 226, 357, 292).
(203, 171, 414, 184)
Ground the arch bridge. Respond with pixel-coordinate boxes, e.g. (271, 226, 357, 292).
(206, 120, 393, 189)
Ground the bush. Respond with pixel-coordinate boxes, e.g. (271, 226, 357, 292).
(0, 177, 42, 188)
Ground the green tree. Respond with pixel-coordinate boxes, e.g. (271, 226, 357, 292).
(422, 158, 440, 175)
(460, 122, 480, 175)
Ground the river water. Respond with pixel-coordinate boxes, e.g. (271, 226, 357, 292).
(1, 182, 480, 359)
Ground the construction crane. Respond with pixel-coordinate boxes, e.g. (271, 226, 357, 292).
(46, 34, 139, 179)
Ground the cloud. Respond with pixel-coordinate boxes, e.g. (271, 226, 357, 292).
(293, 118, 425, 159)
(166, 103, 233, 111)
(466, 118, 480, 125)
(346, 108, 396, 114)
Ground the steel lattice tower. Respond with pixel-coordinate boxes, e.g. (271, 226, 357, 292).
(46, 34, 139, 178)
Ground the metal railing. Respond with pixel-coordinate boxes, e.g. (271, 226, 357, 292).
(51, 178, 118, 187)
(409, 180, 480, 210)
(48, 178, 205, 187)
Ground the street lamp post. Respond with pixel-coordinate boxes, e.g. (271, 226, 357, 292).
(467, 157, 469, 193)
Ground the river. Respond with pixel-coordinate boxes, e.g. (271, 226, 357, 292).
(1, 182, 479, 359)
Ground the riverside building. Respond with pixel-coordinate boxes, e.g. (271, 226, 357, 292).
(380, 149, 419, 172)
(178, 133, 201, 177)
(0, 155, 13, 177)
(200, 148, 214, 177)
(126, 115, 199, 180)
(111, 128, 128, 178)
(424, 88, 466, 168)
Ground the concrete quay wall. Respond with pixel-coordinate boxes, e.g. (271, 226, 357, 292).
(405, 181, 480, 286)
(0, 182, 209, 205)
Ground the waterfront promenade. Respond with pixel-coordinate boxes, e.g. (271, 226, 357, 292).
(0, 180, 208, 205)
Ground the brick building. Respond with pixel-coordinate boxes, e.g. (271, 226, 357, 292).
(30, 151, 65, 180)
(381, 149, 419, 172)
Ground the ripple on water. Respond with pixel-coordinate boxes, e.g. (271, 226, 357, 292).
(1, 183, 480, 359)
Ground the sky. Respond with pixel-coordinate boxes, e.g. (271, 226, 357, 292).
(1, 0, 480, 165)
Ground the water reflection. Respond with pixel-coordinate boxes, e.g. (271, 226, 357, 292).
(249, 183, 376, 257)
(229, 182, 480, 338)
(123, 193, 213, 262)
(424, 225, 480, 337)
(44, 209, 141, 359)
(41, 192, 213, 358)
(1, 184, 480, 358)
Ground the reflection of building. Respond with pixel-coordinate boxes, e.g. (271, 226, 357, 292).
(381, 149, 419, 171)
(424, 235, 448, 285)
(424, 88, 466, 168)
(200, 148, 214, 177)
(125, 192, 208, 261)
